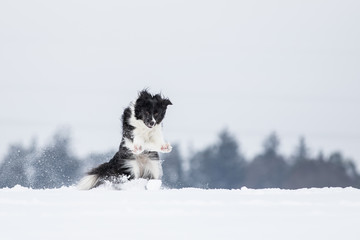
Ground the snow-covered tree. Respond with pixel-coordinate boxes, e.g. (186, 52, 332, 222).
(188, 129, 246, 189)
(0, 141, 37, 188)
(292, 136, 310, 163)
(244, 132, 288, 188)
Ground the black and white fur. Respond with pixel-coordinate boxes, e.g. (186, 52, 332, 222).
(77, 90, 172, 190)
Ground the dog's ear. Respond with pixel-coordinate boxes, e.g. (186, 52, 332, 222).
(139, 89, 152, 99)
(162, 98, 172, 106)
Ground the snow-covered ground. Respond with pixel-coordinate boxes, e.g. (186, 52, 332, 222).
(1, 185, 359, 240)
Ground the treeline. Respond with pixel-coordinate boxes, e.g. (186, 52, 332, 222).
(0, 129, 359, 189)
(165, 130, 360, 189)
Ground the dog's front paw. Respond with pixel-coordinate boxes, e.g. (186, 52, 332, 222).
(132, 144, 144, 154)
(160, 143, 172, 153)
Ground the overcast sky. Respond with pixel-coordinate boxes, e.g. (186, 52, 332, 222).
(1, 1, 359, 165)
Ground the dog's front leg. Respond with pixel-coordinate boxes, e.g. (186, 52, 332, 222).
(124, 137, 145, 154)
(144, 127, 172, 153)
(144, 141, 172, 153)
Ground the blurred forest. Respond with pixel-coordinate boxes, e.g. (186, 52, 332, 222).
(1, 129, 359, 189)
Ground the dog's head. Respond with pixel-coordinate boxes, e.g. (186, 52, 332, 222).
(134, 90, 172, 128)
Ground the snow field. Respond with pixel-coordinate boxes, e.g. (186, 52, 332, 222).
(0, 186, 359, 240)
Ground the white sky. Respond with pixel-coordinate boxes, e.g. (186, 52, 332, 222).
(1, 1, 359, 165)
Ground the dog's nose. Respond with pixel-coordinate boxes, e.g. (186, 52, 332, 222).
(150, 120, 156, 127)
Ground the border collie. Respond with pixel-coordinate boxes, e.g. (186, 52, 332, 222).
(77, 90, 172, 190)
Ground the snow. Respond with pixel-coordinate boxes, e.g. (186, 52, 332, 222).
(1, 185, 359, 240)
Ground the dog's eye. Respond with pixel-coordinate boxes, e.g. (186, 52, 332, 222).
(154, 112, 159, 117)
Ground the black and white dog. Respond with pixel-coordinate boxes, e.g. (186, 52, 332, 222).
(77, 90, 172, 190)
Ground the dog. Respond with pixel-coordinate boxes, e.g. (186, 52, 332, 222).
(77, 90, 172, 190)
